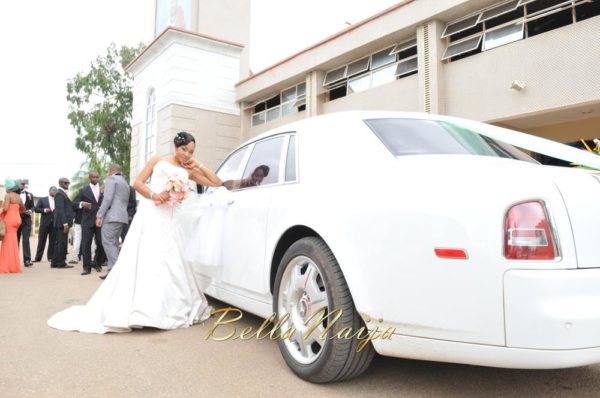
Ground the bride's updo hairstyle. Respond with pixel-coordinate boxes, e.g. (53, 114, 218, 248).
(174, 131, 195, 147)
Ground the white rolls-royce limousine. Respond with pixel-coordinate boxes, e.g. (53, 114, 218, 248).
(189, 111, 600, 383)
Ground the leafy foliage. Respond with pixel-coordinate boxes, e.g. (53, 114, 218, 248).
(69, 161, 107, 200)
(66, 43, 145, 178)
(575, 138, 600, 170)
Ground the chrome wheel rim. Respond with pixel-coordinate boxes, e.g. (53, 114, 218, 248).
(277, 255, 329, 365)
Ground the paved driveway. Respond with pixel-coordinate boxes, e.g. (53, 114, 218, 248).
(1, 238, 600, 397)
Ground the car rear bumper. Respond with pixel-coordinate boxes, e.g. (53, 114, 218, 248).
(371, 333, 600, 369)
(504, 268, 600, 350)
(369, 268, 600, 369)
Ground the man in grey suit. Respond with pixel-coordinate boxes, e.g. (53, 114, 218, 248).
(96, 164, 130, 280)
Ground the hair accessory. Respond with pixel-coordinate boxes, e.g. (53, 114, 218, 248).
(4, 179, 19, 192)
(174, 132, 186, 146)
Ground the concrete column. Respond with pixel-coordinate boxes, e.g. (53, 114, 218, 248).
(307, 71, 326, 117)
(240, 105, 253, 142)
(417, 20, 446, 114)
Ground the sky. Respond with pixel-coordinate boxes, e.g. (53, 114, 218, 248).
(0, 0, 399, 196)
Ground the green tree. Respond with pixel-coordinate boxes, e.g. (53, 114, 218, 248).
(66, 42, 145, 178)
(69, 161, 107, 200)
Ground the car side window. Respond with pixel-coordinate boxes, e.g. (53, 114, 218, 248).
(206, 148, 248, 193)
(225, 136, 284, 190)
(285, 135, 296, 182)
(217, 147, 248, 182)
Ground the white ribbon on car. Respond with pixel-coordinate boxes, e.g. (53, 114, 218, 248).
(176, 187, 232, 268)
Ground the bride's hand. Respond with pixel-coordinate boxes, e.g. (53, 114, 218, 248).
(152, 190, 171, 205)
(182, 159, 199, 169)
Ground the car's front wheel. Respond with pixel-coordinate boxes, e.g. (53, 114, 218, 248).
(273, 237, 375, 383)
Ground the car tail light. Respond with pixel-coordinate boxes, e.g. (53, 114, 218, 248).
(504, 201, 558, 260)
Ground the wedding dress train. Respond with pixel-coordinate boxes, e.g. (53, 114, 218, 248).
(47, 160, 212, 333)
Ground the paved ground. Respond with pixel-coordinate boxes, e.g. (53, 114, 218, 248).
(3, 238, 600, 397)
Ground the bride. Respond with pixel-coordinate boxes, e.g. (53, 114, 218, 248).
(48, 132, 224, 333)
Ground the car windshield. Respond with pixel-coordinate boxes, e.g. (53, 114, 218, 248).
(365, 118, 538, 164)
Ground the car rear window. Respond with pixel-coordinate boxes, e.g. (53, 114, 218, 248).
(365, 118, 537, 163)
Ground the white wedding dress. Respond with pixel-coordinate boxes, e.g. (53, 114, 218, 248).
(48, 160, 213, 333)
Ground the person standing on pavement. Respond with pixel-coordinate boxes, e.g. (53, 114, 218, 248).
(50, 178, 74, 269)
(96, 164, 130, 280)
(69, 208, 83, 264)
(73, 171, 105, 275)
(0, 179, 25, 274)
(33, 186, 57, 263)
(17, 179, 34, 267)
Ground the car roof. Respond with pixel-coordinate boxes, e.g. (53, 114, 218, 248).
(246, 111, 436, 142)
(234, 111, 600, 170)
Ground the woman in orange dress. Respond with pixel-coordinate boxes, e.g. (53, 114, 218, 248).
(0, 179, 25, 273)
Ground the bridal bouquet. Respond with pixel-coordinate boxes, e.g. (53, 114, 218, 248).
(156, 174, 193, 206)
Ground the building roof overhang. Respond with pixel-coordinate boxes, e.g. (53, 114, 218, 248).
(235, 0, 502, 103)
(235, 0, 416, 102)
(126, 26, 244, 75)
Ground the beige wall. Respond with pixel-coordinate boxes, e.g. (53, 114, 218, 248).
(307, 71, 326, 117)
(235, 0, 494, 102)
(321, 74, 420, 114)
(197, 0, 250, 79)
(197, 0, 249, 45)
(523, 117, 600, 144)
(156, 105, 176, 157)
(155, 104, 242, 170)
(234, 0, 599, 148)
(130, 104, 242, 180)
(417, 20, 445, 114)
(244, 110, 306, 141)
(443, 17, 600, 122)
(240, 74, 420, 143)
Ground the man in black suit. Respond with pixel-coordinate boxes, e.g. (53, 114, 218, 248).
(73, 171, 105, 275)
(33, 186, 57, 263)
(17, 179, 35, 267)
(51, 178, 74, 269)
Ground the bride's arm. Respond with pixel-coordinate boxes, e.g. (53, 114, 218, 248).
(133, 156, 168, 203)
(184, 160, 223, 187)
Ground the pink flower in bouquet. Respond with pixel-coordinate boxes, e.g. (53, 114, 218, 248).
(156, 174, 193, 206)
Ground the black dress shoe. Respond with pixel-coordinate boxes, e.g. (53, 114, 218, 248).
(99, 274, 108, 280)
(25, 261, 33, 267)
(81, 270, 91, 275)
(94, 266, 102, 273)
(32, 259, 41, 263)
(52, 264, 74, 269)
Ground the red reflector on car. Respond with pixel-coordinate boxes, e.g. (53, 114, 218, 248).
(434, 248, 468, 259)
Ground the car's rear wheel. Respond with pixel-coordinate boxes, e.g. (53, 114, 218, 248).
(273, 237, 375, 383)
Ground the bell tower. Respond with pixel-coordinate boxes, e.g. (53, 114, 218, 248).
(154, 0, 251, 79)
(128, 0, 252, 179)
